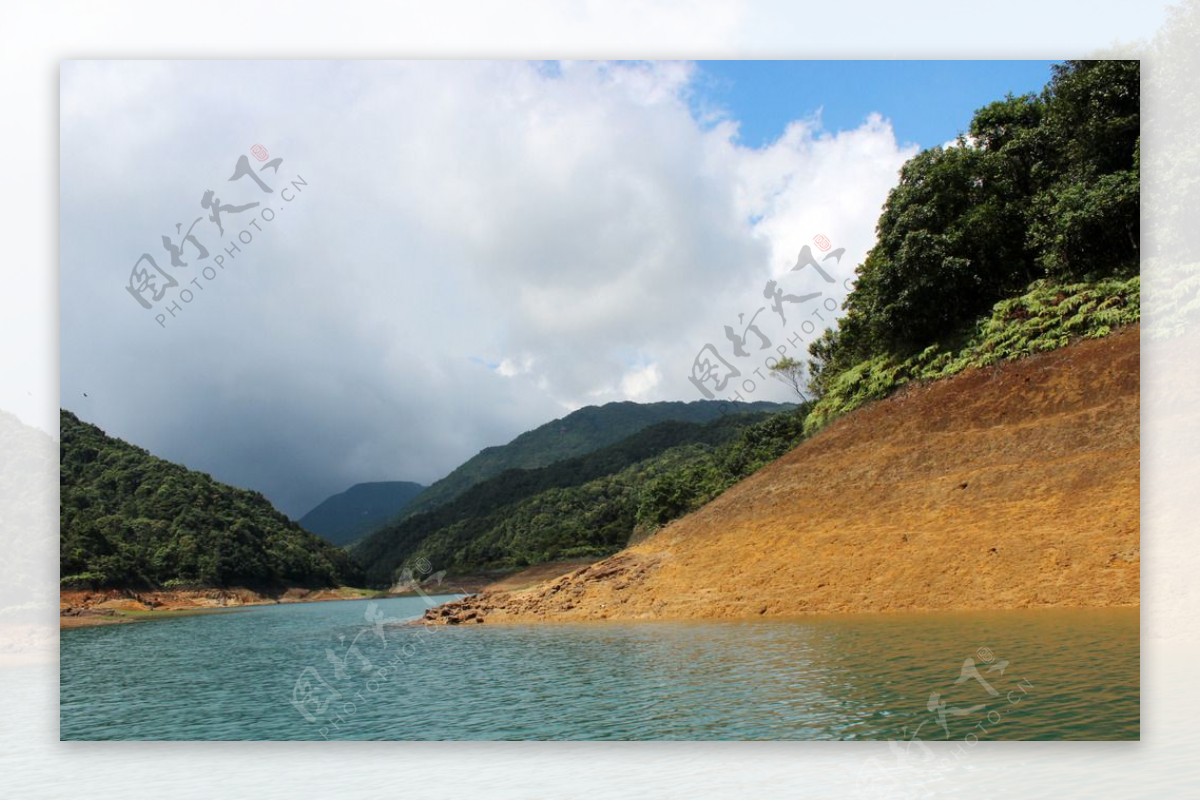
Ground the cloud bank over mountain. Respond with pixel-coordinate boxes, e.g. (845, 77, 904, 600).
(60, 60, 914, 515)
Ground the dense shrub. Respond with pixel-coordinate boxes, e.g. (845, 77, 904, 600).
(60, 411, 362, 590)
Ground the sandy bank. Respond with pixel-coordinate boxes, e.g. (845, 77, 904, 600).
(59, 586, 379, 628)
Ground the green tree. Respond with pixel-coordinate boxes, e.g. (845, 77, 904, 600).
(1028, 61, 1140, 280)
(816, 60, 1138, 375)
(60, 410, 362, 590)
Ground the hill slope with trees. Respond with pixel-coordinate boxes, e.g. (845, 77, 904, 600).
(354, 407, 810, 584)
(422, 59, 1142, 623)
(60, 410, 361, 590)
(399, 400, 788, 518)
(806, 60, 1138, 413)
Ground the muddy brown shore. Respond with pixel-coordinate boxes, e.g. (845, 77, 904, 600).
(59, 586, 386, 628)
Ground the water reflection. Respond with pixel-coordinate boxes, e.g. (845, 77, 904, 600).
(60, 598, 1138, 741)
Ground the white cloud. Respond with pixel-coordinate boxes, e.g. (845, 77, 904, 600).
(495, 356, 534, 378)
(59, 60, 915, 515)
(620, 363, 662, 400)
(942, 133, 982, 150)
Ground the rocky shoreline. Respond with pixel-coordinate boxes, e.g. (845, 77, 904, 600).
(60, 558, 603, 629)
(59, 586, 381, 628)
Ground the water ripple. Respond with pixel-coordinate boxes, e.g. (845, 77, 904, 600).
(60, 599, 1138, 740)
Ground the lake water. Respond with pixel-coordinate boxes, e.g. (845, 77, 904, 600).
(60, 596, 1138, 740)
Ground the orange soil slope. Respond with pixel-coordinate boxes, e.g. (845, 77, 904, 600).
(427, 327, 1140, 624)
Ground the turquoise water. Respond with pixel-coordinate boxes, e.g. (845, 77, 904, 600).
(59, 596, 1138, 740)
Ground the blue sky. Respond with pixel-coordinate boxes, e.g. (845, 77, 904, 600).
(696, 60, 1060, 149)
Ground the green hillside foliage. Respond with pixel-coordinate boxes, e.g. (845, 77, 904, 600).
(803, 277, 1139, 434)
(299, 481, 426, 547)
(804, 60, 1139, 438)
(810, 60, 1139, 392)
(399, 400, 789, 518)
(355, 408, 806, 583)
(60, 410, 362, 590)
(411, 443, 715, 573)
(358, 61, 1140, 584)
(632, 407, 811, 529)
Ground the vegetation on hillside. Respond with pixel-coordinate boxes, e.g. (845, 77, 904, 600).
(808, 60, 1139, 406)
(632, 407, 810, 530)
(358, 60, 1141, 584)
(354, 409, 808, 582)
(60, 410, 362, 590)
(399, 400, 789, 518)
(804, 276, 1139, 433)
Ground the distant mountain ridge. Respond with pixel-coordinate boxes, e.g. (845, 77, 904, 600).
(299, 481, 426, 547)
(400, 400, 790, 519)
(353, 405, 803, 585)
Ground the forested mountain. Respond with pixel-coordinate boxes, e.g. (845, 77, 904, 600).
(399, 400, 789, 518)
(422, 59, 1143, 626)
(60, 410, 361, 590)
(380, 60, 1142, 589)
(808, 60, 1139, 401)
(354, 408, 809, 584)
(299, 481, 426, 546)
(395, 60, 1139, 582)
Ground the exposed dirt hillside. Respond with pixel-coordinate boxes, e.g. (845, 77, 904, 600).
(427, 327, 1140, 625)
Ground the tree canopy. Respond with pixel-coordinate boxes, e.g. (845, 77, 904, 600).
(810, 60, 1139, 394)
(353, 407, 811, 583)
(60, 410, 362, 590)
